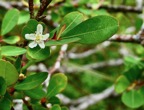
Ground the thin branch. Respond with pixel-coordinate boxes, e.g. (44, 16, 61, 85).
(36, 0, 52, 20)
(28, 0, 34, 18)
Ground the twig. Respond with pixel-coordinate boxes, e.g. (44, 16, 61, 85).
(28, 0, 34, 18)
(36, 0, 52, 20)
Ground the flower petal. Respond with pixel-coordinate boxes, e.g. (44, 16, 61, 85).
(25, 34, 36, 40)
(42, 33, 49, 40)
(38, 41, 45, 48)
(36, 24, 43, 34)
(29, 41, 37, 48)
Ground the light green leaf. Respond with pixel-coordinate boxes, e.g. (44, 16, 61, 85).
(18, 11, 30, 25)
(27, 46, 50, 60)
(122, 90, 144, 108)
(3, 36, 20, 44)
(61, 15, 118, 44)
(15, 72, 48, 90)
(46, 38, 80, 46)
(50, 104, 61, 110)
(1, 9, 19, 36)
(0, 77, 7, 97)
(1, 46, 26, 56)
(115, 75, 130, 93)
(60, 11, 84, 36)
(47, 73, 67, 98)
(0, 60, 18, 86)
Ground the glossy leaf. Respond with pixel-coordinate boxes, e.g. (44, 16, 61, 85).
(3, 36, 20, 44)
(59, 11, 84, 36)
(1, 9, 19, 36)
(27, 46, 50, 60)
(50, 104, 61, 110)
(122, 90, 144, 108)
(0, 60, 18, 86)
(61, 15, 118, 44)
(115, 75, 130, 93)
(46, 38, 80, 46)
(48, 96, 61, 105)
(15, 72, 48, 90)
(0, 77, 7, 97)
(1, 46, 26, 56)
(24, 86, 46, 99)
(47, 73, 67, 98)
(18, 11, 30, 25)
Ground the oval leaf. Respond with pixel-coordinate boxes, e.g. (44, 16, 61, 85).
(122, 90, 144, 108)
(50, 104, 61, 110)
(0, 98, 12, 110)
(27, 46, 50, 60)
(0, 60, 18, 86)
(61, 15, 118, 44)
(1, 46, 26, 56)
(3, 36, 20, 44)
(1, 9, 19, 36)
(15, 72, 48, 90)
(0, 77, 7, 96)
(47, 73, 67, 98)
(115, 75, 130, 94)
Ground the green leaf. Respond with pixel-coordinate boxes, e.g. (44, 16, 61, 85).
(60, 11, 84, 36)
(1, 9, 19, 36)
(14, 56, 22, 73)
(0, 60, 18, 86)
(115, 75, 130, 94)
(50, 104, 61, 110)
(0, 77, 7, 97)
(48, 96, 61, 105)
(0, 98, 12, 110)
(122, 90, 144, 108)
(24, 86, 46, 99)
(1, 46, 26, 56)
(15, 72, 48, 90)
(3, 36, 20, 44)
(61, 15, 118, 44)
(61, 107, 69, 110)
(18, 11, 30, 25)
(46, 38, 80, 46)
(47, 73, 67, 98)
(27, 46, 50, 60)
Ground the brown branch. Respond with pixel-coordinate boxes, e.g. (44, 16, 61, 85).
(28, 0, 34, 18)
(36, 0, 52, 21)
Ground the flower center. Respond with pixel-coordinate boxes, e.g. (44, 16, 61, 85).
(35, 35, 41, 43)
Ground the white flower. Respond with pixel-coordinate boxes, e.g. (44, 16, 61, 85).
(25, 24, 49, 49)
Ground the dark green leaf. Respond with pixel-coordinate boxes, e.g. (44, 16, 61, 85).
(0, 60, 18, 86)
(0, 98, 12, 110)
(27, 46, 50, 60)
(14, 56, 22, 73)
(1, 9, 19, 36)
(15, 72, 48, 90)
(61, 15, 118, 44)
(48, 96, 61, 105)
(47, 73, 67, 98)
(0, 77, 7, 97)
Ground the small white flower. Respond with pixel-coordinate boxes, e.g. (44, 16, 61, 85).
(25, 24, 49, 49)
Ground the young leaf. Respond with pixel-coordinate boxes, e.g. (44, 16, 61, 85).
(115, 75, 130, 94)
(3, 36, 20, 44)
(122, 90, 144, 108)
(59, 11, 84, 36)
(0, 60, 18, 86)
(17, 11, 30, 25)
(1, 9, 19, 36)
(47, 73, 67, 98)
(1, 46, 26, 56)
(15, 72, 48, 90)
(0, 77, 7, 97)
(61, 15, 118, 44)
(27, 46, 50, 60)
(50, 104, 61, 110)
